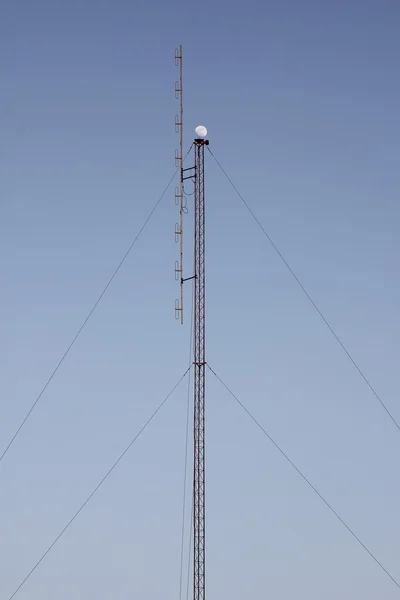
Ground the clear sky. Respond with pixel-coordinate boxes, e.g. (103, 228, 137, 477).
(1, 0, 400, 598)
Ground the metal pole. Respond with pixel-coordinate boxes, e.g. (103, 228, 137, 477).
(174, 46, 184, 323)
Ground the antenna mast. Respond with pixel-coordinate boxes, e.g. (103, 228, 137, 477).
(193, 133, 208, 600)
(174, 45, 184, 323)
(174, 46, 209, 600)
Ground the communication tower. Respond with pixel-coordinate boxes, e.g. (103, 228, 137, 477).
(175, 47, 209, 600)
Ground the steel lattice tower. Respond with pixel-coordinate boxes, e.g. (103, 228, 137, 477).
(193, 137, 208, 600)
(174, 46, 209, 600)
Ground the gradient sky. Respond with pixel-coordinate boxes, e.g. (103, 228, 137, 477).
(1, 1, 400, 598)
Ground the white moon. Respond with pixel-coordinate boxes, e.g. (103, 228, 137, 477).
(195, 125, 208, 138)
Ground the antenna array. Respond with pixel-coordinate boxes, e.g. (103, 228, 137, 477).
(174, 45, 185, 323)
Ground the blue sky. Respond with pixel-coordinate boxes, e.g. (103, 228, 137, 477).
(1, 0, 400, 598)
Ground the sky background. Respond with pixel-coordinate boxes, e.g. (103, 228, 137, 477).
(1, 0, 400, 598)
